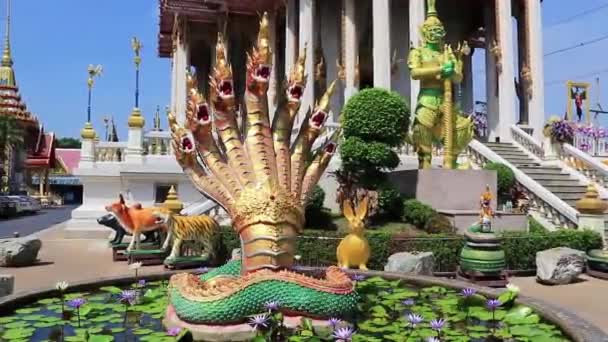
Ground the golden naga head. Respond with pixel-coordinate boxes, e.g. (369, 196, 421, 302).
(308, 80, 337, 131)
(420, 0, 445, 45)
(167, 112, 196, 168)
(247, 12, 273, 94)
(286, 45, 307, 106)
(185, 69, 212, 133)
(210, 32, 235, 111)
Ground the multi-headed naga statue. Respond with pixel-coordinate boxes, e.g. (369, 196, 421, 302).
(409, 0, 474, 169)
(165, 13, 358, 324)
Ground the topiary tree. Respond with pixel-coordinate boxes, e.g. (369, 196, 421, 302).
(483, 162, 515, 194)
(337, 88, 409, 220)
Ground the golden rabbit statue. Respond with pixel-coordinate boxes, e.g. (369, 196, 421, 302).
(337, 196, 371, 270)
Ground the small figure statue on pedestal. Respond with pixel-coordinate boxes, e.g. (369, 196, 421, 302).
(479, 185, 494, 233)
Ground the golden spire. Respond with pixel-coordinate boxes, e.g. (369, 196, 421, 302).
(576, 184, 607, 215)
(0, 0, 15, 86)
(154, 105, 161, 131)
(426, 0, 438, 17)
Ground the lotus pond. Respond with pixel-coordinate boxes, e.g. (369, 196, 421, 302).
(0, 273, 572, 342)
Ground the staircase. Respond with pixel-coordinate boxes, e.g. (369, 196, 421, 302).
(484, 142, 587, 210)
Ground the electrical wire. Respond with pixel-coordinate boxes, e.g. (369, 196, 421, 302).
(544, 2, 608, 28)
(545, 68, 608, 86)
(544, 33, 608, 57)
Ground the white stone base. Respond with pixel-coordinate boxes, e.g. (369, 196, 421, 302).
(63, 205, 112, 239)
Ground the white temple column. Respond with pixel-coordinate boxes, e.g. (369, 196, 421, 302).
(462, 52, 474, 114)
(409, 0, 425, 120)
(484, 5, 499, 141)
(299, 0, 315, 125)
(174, 24, 189, 125)
(496, 0, 517, 142)
(78, 137, 95, 168)
(526, 0, 545, 140)
(267, 12, 278, 120)
(344, 0, 358, 101)
(373, 0, 391, 89)
(285, 0, 298, 73)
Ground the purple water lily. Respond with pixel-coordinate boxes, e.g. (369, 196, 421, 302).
(407, 313, 424, 327)
(138, 279, 146, 287)
(460, 288, 476, 298)
(119, 290, 138, 305)
(328, 317, 342, 327)
(351, 274, 366, 281)
(332, 326, 356, 342)
(430, 318, 446, 331)
(67, 298, 86, 309)
(166, 327, 182, 337)
(248, 314, 270, 330)
(264, 300, 280, 312)
(402, 298, 415, 306)
(196, 266, 209, 274)
(486, 299, 501, 311)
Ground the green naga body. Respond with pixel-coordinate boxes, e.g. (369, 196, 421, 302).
(409, 0, 474, 169)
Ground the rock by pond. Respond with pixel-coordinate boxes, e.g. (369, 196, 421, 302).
(384, 251, 435, 275)
(536, 247, 586, 285)
(0, 237, 42, 267)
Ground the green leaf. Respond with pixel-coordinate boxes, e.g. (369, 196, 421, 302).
(497, 290, 517, 306)
(2, 328, 35, 340)
(33, 321, 61, 328)
(0, 316, 15, 323)
(99, 286, 123, 294)
(370, 305, 388, 318)
(36, 298, 60, 304)
(14, 308, 37, 314)
(4, 321, 29, 329)
(88, 335, 114, 342)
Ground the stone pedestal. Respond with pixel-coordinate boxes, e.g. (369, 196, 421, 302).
(388, 169, 497, 211)
(440, 210, 527, 234)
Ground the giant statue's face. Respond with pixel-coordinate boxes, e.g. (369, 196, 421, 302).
(422, 22, 446, 44)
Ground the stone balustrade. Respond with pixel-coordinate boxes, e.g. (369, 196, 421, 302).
(560, 143, 608, 188)
(511, 125, 544, 160)
(94, 142, 127, 162)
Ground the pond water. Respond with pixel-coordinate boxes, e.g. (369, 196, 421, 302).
(0, 273, 571, 342)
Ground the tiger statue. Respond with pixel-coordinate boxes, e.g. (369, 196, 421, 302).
(153, 211, 226, 264)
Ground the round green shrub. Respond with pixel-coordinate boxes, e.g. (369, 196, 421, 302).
(340, 136, 400, 172)
(305, 185, 325, 213)
(424, 214, 455, 234)
(342, 88, 410, 146)
(484, 162, 515, 194)
(376, 184, 403, 220)
(402, 199, 437, 228)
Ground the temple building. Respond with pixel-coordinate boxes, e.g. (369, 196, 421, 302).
(0, 0, 56, 197)
(158, 0, 545, 141)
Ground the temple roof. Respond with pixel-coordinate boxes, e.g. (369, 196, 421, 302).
(54, 148, 80, 174)
(0, 0, 38, 129)
(25, 131, 56, 169)
(157, 0, 282, 57)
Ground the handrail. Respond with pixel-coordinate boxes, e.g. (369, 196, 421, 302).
(468, 139, 578, 227)
(561, 143, 608, 189)
(510, 125, 544, 159)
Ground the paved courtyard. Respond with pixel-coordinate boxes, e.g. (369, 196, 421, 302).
(1, 223, 607, 334)
(0, 205, 77, 238)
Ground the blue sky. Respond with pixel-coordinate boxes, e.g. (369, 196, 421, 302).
(6, 0, 608, 139)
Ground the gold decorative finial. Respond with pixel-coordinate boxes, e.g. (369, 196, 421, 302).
(163, 185, 184, 214)
(255, 12, 272, 65)
(576, 184, 607, 215)
(131, 37, 143, 68)
(290, 44, 307, 84)
(87, 64, 103, 89)
(128, 107, 145, 128)
(2, 0, 12, 67)
(80, 122, 96, 140)
(316, 79, 338, 111)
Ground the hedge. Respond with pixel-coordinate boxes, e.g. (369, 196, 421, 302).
(218, 227, 602, 272)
